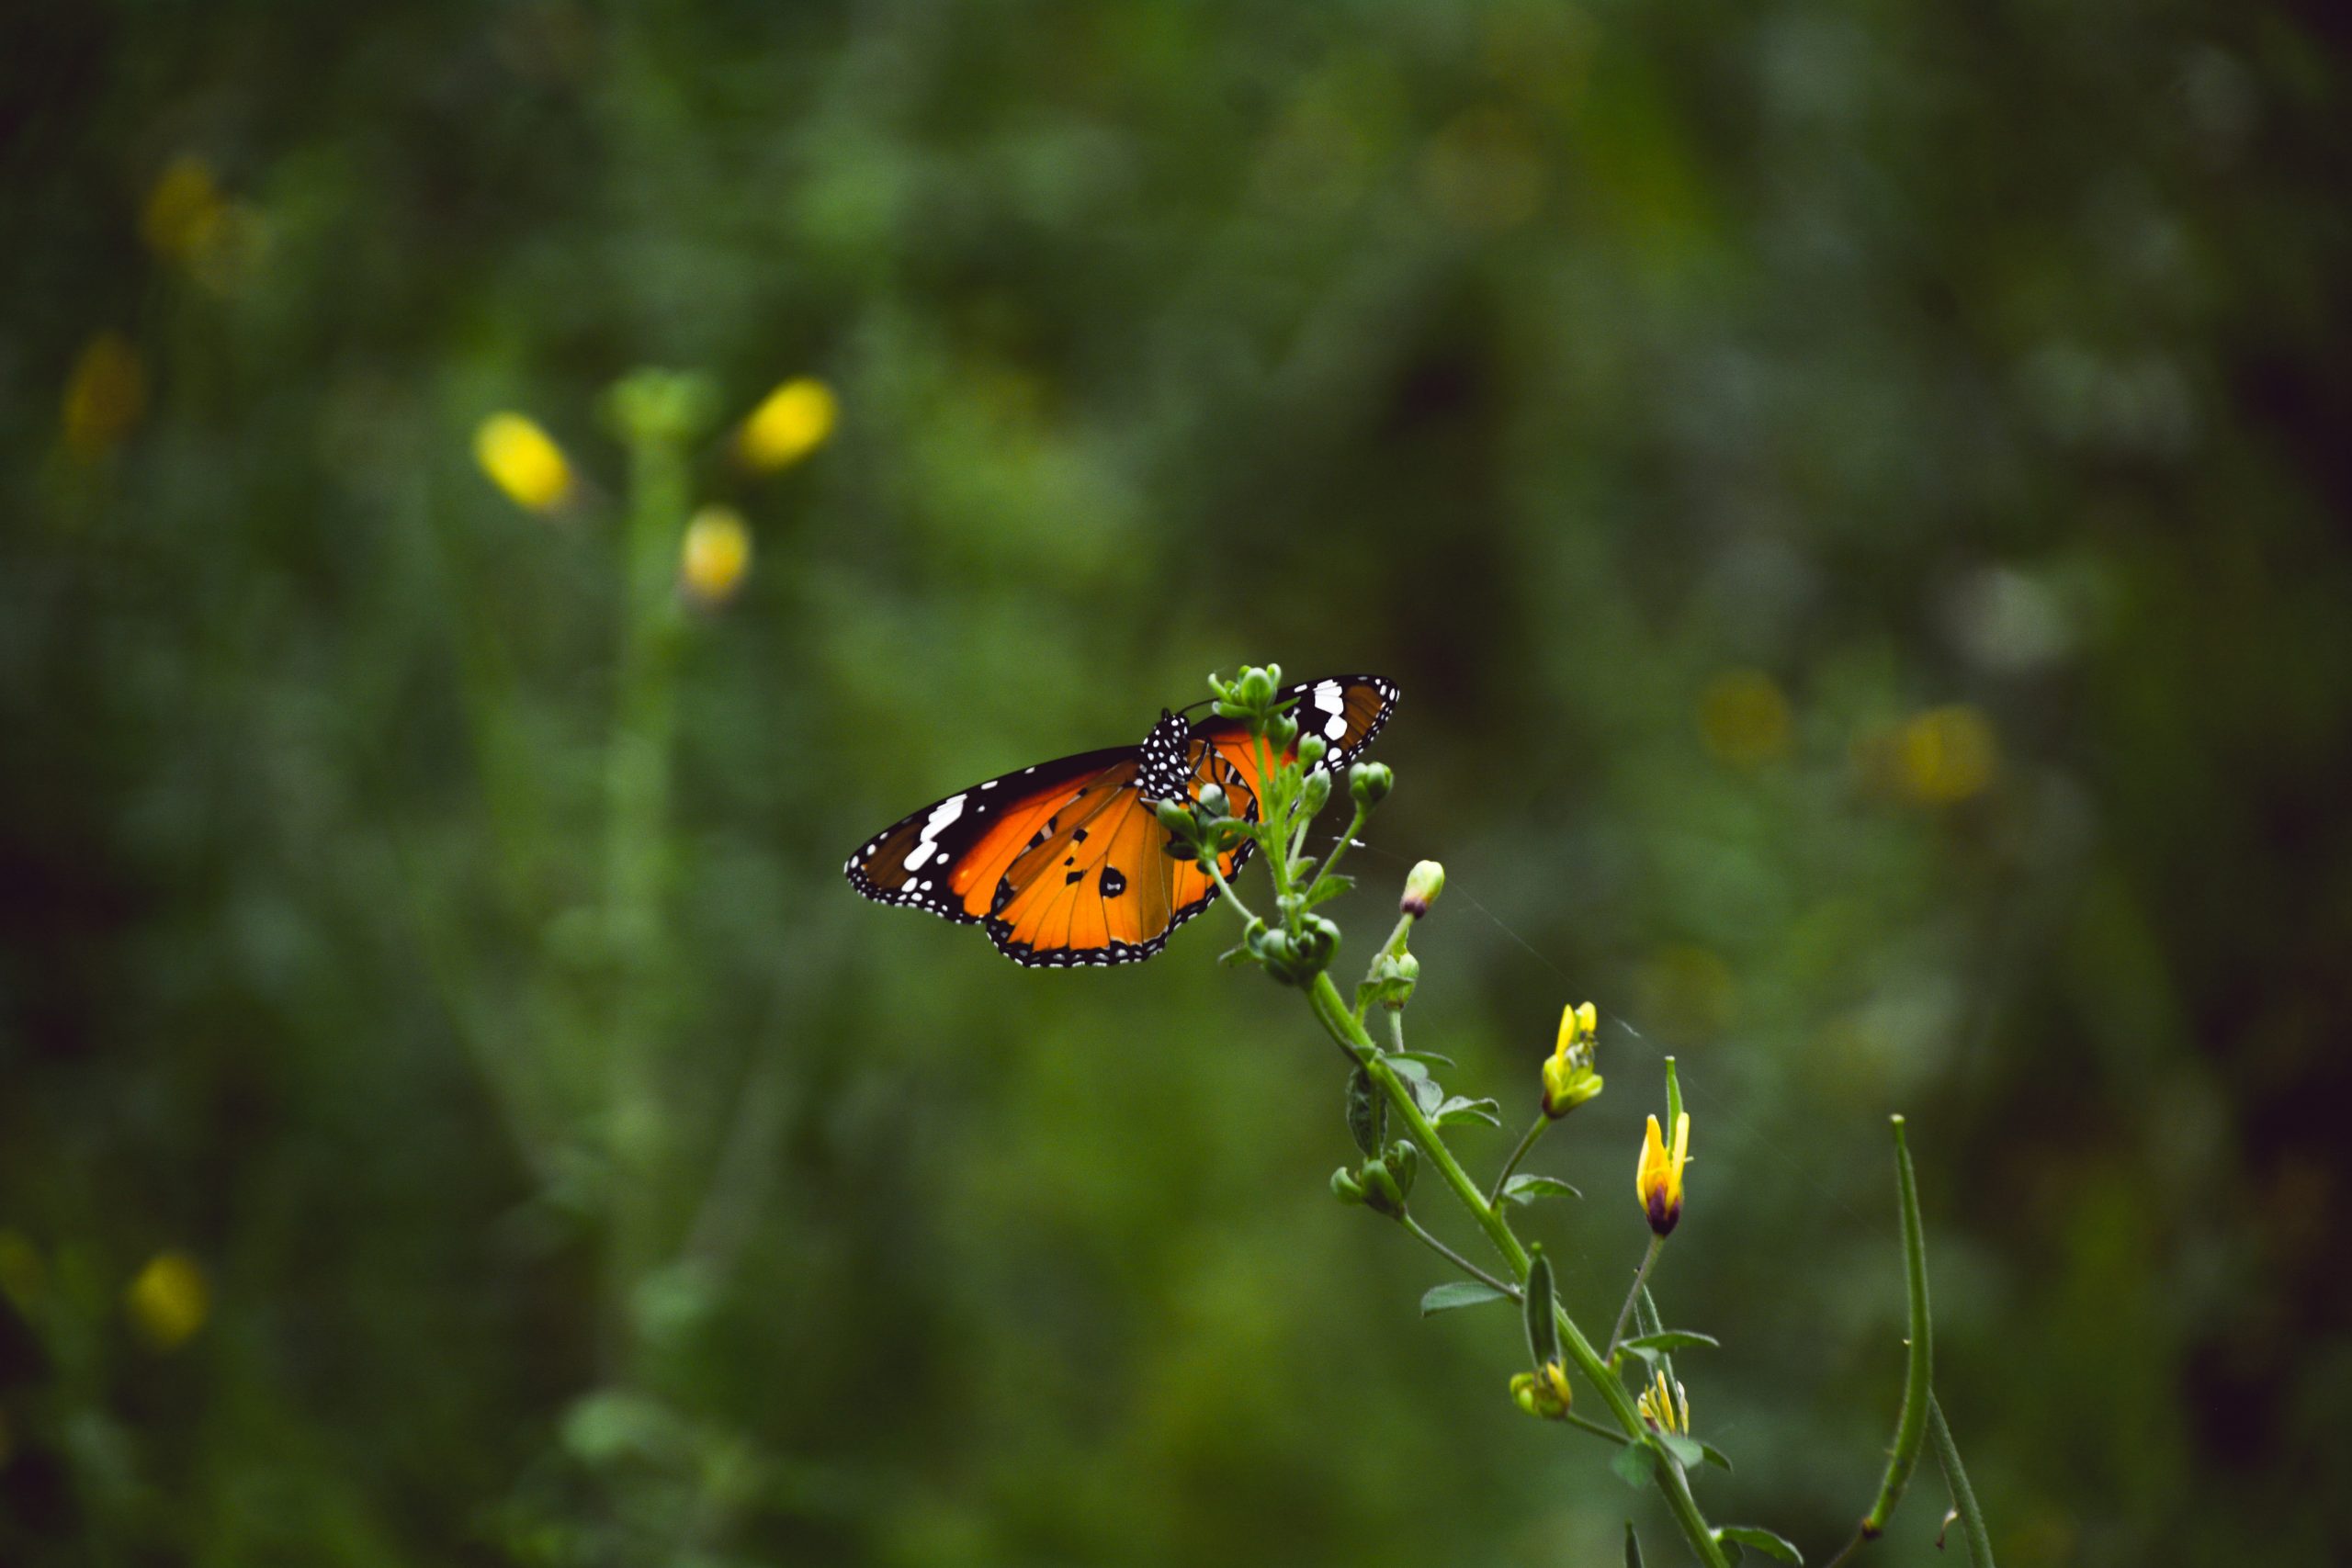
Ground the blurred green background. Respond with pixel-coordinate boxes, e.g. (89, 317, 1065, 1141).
(6, 1, 2349, 1562)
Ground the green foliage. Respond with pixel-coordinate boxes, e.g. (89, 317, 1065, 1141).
(7, 4, 2351, 1564)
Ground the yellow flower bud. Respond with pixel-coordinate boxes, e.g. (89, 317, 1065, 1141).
(1510, 1360, 1574, 1420)
(1637, 1111, 1690, 1236)
(738, 377, 837, 471)
(473, 412, 574, 513)
(681, 505, 752, 605)
(1540, 1000, 1603, 1118)
(125, 1250, 209, 1351)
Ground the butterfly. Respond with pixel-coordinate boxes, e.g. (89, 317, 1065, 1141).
(844, 675, 1400, 967)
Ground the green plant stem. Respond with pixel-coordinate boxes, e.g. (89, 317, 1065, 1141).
(1928, 1396, 1995, 1568)
(1402, 1216, 1520, 1299)
(1606, 1235, 1668, 1365)
(1489, 1114, 1550, 1206)
(1301, 970, 1729, 1568)
(1826, 1116, 1935, 1568)
(1306, 805, 1371, 895)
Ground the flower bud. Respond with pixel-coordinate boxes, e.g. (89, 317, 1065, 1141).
(1296, 734, 1329, 768)
(1399, 859, 1444, 918)
(1510, 1361, 1575, 1420)
(1155, 797, 1198, 836)
(1364, 950, 1419, 1010)
(1385, 1139, 1418, 1200)
(1197, 783, 1229, 820)
(738, 377, 837, 471)
(1636, 1111, 1691, 1236)
(1541, 1001, 1604, 1118)
(1330, 1166, 1368, 1206)
(1360, 1159, 1408, 1218)
(680, 505, 752, 605)
(474, 412, 573, 513)
(1267, 713, 1299, 750)
(1298, 765, 1332, 817)
(1350, 761, 1394, 810)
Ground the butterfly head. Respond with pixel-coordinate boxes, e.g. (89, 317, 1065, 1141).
(1137, 708, 1195, 803)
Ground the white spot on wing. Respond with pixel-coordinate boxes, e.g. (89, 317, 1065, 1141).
(903, 793, 967, 872)
(1325, 710, 1347, 739)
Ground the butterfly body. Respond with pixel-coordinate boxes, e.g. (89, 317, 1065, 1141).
(845, 675, 1399, 967)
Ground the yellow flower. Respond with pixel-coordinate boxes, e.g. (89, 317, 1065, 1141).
(1637, 1367, 1690, 1435)
(473, 412, 573, 513)
(142, 154, 225, 260)
(125, 1250, 209, 1351)
(1898, 705, 1998, 805)
(1510, 1360, 1574, 1420)
(681, 505, 752, 605)
(1540, 1000, 1603, 1118)
(61, 332, 147, 460)
(1637, 1111, 1690, 1235)
(738, 377, 837, 471)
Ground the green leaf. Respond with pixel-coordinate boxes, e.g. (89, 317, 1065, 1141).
(1500, 1173, 1581, 1206)
(1522, 1247, 1559, 1370)
(1387, 1057, 1430, 1083)
(1624, 1522, 1645, 1568)
(1928, 1395, 1995, 1568)
(1716, 1527, 1803, 1564)
(1304, 874, 1353, 908)
(1699, 1440, 1735, 1472)
(1621, 1330, 1720, 1355)
(1410, 1073, 1445, 1117)
(1433, 1095, 1502, 1128)
(1663, 1055, 1683, 1135)
(1389, 1051, 1456, 1068)
(1610, 1440, 1656, 1489)
(1345, 1066, 1385, 1157)
(1658, 1433, 1706, 1472)
(1419, 1280, 1511, 1315)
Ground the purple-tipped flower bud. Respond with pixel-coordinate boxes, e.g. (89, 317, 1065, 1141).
(1400, 860, 1445, 919)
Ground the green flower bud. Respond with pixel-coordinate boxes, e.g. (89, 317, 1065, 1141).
(1292, 913, 1340, 971)
(1364, 950, 1419, 1010)
(1330, 1166, 1368, 1206)
(1197, 783, 1229, 820)
(1237, 666, 1279, 709)
(1400, 859, 1445, 919)
(1296, 734, 1329, 769)
(1267, 713, 1299, 750)
(1298, 766, 1332, 817)
(1155, 797, 1197, 837)
(1360, 1159, 1408, 1218)
(1350, 761, 1394, 809)
(1385, 1139, 1419, 1200)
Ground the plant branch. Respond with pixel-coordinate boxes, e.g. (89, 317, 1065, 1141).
(1606, 1235, 1668, 1365)
(1402, 1216, 1519, 1299)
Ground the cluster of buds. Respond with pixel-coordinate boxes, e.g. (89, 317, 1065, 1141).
(1331, 1139, 1418, 1218)
(1207, 664, 1299, 746)
(1510, 1360, 1575, 1421)
(1541, 1001, 1605, 1118)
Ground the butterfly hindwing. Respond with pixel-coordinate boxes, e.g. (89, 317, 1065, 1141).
(1190, 674, 1400, 813)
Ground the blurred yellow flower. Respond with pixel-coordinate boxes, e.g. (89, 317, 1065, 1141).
(681, 505, 752, 604)
(1637, 1111, 1690, 1236)
(61, 332, 147, 460)
(474, 412, 574, 513)
(1510, 1359, 1574, 1419)
(738, 378, 837, 471)
(0, 1230, 47, 1306)
(1638, 1367, 1690, 1435)
(1698, 669, 1791, 767)
(126, 1250, 209, 1351)
(142, 154, 226, 259)
(1899, 704, 1998, 804)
